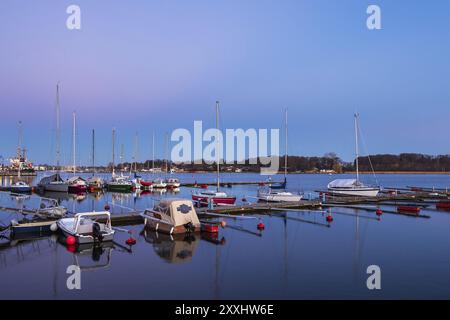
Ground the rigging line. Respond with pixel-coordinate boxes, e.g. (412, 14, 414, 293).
(357, 122, 379, 186)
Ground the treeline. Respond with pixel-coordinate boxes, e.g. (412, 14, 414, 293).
(47, 153, 450, 173)
(358, 153, 450, 172)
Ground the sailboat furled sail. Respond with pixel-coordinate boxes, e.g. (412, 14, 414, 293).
(327, 113, 380, 197)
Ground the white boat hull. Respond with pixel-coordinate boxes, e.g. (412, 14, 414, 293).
(327, 187, 379, 197)
(258, 192, 303, 202)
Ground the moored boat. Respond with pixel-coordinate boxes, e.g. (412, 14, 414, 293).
(67, 176, 87, 194)
(192, 101, 235, 206)
(327, 114, 380, 197)
(9, 181, 32, 193)
(165, 177, 180, 189)
(56, 211, 115, 244)
(106, 175, 133, 192)
(38, 173, 69, 192)
(141, 199, 201, 234)
(192, 190, 236, 206)
(152, 177, 167, 189)
(257, 188, 302, 202)
(327, 179, 380, 197)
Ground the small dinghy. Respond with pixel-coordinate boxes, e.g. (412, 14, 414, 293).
(57, 211, 115, 244)
(141, 199, 201, 234)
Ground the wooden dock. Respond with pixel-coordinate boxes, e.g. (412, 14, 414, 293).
(197, 199, 322, 216)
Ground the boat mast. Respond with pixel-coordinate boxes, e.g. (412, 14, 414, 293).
(284, 108, 288, 180)
(17, 121, 22, 179)
(216, 101, 220, 192)
(152, 131, 155, 173)
(112, 128, 116, 177)
(354, 113, 359, 183)
(92, 129, 95, 175)
(165, 132, 169, 174)
(56, 83, 61, 171)
(72, 111, 76, 175)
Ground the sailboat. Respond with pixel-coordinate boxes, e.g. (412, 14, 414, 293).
(257, 109, 302, 202)
(106, 128, 133, 192)
(10, 121, 32, 193)
(67, 112, 87, 194)
(87, 129, 104, 191)
(38, 83, 69, 193)
(192, 101, 236, 206)
(130, 132, 152, 190)
(327, 113, 380, 197)
(151, 132, 167, 189)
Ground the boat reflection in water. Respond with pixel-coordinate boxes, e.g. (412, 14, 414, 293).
(141, 229, 226, 264)
(142, 229, 199, 264)
(57, 236, 115, 271)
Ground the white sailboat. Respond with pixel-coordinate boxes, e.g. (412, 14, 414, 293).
(106, 128, 133, 192)
(39, 83, 69, 192)
(257, 109, 302, 202)
(87, 129, 104, 191)
(10, 121, 32, 193)
(327, 114, 380, 197)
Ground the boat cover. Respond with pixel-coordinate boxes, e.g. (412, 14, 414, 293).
(327, 179, 358, 189)
(38, 173, 64, 185)
(152, 199, 200, 228)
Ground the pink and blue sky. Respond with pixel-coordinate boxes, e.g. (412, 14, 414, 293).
(0, 0, 449, 165)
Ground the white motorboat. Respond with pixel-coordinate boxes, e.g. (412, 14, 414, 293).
(152, 178, 167, 188)
(9, 181, 32, 193)
(165, 177, 181, 189)
(327, 114, 380, 197)
(57, 211, 115, 244)
(257, 188, 303, 202)
(141, 199, 201, 234)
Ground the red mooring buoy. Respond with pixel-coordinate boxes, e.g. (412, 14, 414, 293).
(376, 209, 383, 216)
(257, 222, 265, 230)
(126, 237, 137, 245)
(326, 215, 333, 223)
(66, 235, 76, 246)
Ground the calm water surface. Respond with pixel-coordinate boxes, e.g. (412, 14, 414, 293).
(1, 172, 450, 299)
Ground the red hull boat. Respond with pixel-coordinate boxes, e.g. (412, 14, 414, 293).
(68, 185, 87, 194)
(436, 202, 450, 210)
(192, 192, 236, 206)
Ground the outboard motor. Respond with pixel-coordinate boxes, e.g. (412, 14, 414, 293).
(92, 222, 104, 242)
(184, 222, 195, 233)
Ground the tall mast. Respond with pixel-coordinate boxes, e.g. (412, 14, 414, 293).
(134, 132, 139, 173)
(152, 131, 155, 173)
(354, 113, 359, 182)
(72, 111, 76, 175)
(56, 83, 61, 170)
(165, 132, 169, 174)
(92, 129, 95, 175)
(284, 108, 288, 179)
(17, 121, 22, 178)
(112, 128, 116, 176)
(216, 101, 220, 192)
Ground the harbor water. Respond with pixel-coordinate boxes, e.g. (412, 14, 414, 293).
(1, 172, 450, 299)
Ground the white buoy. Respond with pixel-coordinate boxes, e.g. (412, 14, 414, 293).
(50, 223, 58, 232)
